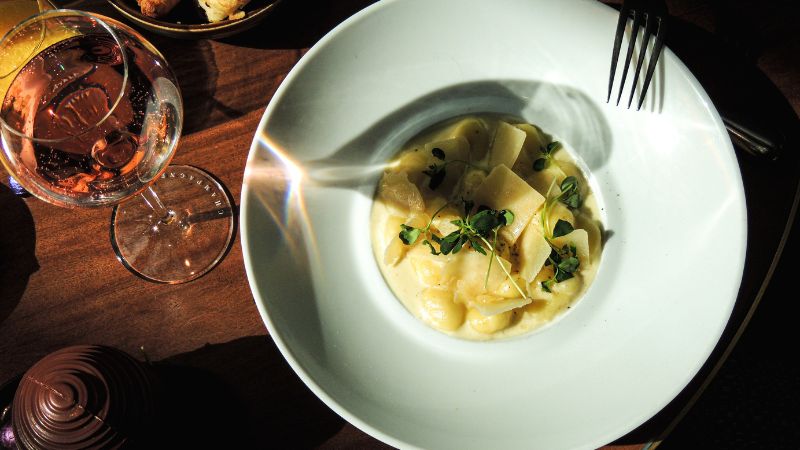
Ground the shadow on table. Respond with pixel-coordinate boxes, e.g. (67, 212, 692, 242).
(147, 38, 225, 135)
(153, 335, 345, 448)
(221, 0, 378, 49)
(609, 3, 800, 448)
(0, 183, 38, 327)
(82, 1, 236, 133)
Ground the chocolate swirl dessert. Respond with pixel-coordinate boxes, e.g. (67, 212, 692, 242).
(11, 345, 158, 449)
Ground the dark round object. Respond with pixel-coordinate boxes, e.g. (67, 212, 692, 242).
(12, 345, 158, 450)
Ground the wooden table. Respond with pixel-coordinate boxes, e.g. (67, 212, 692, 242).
(1, 0, 798, 448)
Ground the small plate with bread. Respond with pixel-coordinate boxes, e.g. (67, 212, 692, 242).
(107, 0, 281, 39)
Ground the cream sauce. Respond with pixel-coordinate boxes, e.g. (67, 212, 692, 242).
(371, 115, 603, 340)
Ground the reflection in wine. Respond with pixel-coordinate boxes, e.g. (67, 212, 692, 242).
(1, 25, 180, 207)
(0, 10, 234, 283)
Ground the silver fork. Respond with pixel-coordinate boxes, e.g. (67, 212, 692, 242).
(606, 0, 781, 159)
(607, 0, 667, 110)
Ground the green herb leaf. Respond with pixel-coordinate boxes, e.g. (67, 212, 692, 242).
(439, 231, 462, 255)
(560, 176, 577, 193)
(535, 142, 560, 171)
(424, 240, 440, 255)
(422, 239, 440, 255)
(554, 268, 575, 282)
(557, 176, 581, 209)
(431, 147, 446, 160)
(557, 256, 579, 273)
(398, 204, 449, 247)
(470, 238, 486, 255)
(563, 192, 581, 209)
(541, 279, 554, 293)
(552, 219, 574, 238)
(546, 248, 560, 265)
(452, 235, 467, 254)
(443, 231, 461, 243)
(469, 209, 500, 235)
(399, 224, 421, 245)
(501, 210, 514, 226)
(544, 242, 581, 284)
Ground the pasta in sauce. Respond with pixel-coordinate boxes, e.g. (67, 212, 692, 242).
(371, 115, 603, 340)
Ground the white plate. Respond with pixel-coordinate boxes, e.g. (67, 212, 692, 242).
(241, 0, 747, 448)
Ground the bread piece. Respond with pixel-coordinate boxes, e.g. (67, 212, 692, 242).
(137, 0, 180, 18)
(198, 0, 251, 22)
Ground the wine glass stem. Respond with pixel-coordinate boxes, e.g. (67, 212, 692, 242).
(140, 185, 175, 224)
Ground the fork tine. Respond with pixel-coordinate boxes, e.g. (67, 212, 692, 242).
(616, 8, 643, 106)
(627, 11, 656, 108)
(607, 2, 631, 103)
(636, 16, 666, 110)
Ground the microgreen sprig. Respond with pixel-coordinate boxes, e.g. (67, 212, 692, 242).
(398, 202, 451, 254)
(398, 199, 528, 300)
(532, 141, 568, 177)
(538, 174, 583, 292)
(558, 176, 581, 209)
(435, 202, 513, 256)
(540, 176, 582, 239)
(552, 218, 574, 238)
(422, 148, 482, 190)
(541, 234, 580, 293)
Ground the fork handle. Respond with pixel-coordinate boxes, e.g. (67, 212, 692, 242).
(722, 115, 782, 160)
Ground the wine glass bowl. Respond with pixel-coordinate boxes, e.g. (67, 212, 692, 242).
(1, 10, 234, 284)
(0, 10, 182, 208)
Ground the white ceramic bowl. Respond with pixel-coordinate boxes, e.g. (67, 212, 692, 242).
(241, 0, 746, 448)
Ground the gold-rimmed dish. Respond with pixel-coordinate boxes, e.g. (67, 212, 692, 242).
(106, 0, 281, 39)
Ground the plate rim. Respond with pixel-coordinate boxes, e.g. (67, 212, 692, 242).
(240, 2, 413, 447)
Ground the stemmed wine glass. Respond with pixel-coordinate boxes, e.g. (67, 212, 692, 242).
(0, 10, 234, 283)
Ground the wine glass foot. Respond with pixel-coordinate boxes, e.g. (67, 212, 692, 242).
(110, 165, 235, 284)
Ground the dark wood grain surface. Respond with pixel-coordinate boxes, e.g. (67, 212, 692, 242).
(1, 0, 798, 448)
